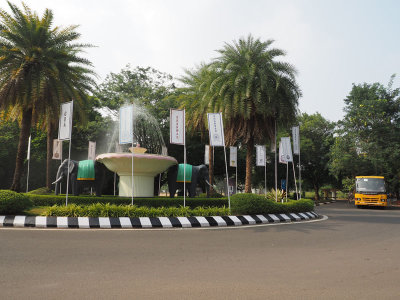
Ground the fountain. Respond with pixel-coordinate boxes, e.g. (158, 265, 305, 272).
(96, 102, 178, 197)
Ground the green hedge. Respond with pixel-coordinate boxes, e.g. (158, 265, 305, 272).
(44, 203, 230, 218)
(25, 194, 229, 208)
(0, 190, 32, 214)
(231, 193, 314, 215)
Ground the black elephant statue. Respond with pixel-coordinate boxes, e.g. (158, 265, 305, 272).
(167, 164, 210, 198)
(53, 159, 106, 196)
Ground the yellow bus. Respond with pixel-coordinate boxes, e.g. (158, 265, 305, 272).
(354, 176, 387, 208)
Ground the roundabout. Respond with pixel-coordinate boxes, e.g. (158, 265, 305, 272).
(0, 211, 319, 229)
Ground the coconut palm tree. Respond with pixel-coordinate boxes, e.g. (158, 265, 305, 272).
(0, 2, 96, 191)
(205, 35, 301, 193)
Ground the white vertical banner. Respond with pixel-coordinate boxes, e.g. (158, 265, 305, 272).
(207, 113, 225, 147)
(229, 146, 237, 167)
(279, 137, 293, 163)
(170, 109, 185, 145)
(58, 100, 74, 206)
(170, 109, 187, 207)
(58, 101, 73, 141)
(52, 139, 62, 160)
(256, 145, 266, 166)
(119, 105, 134, 144)
(27, 135, 31, 160)
(88, 141, 96, 160)
(292, 126, 300, 155)
(205, 145, 209, 165)
(207, 112, 230, 210)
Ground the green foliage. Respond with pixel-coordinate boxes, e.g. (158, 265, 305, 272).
(330, 77, 400, 194)
(198, 192, 223, 198)
(44, 203, 229, 218)
(27, 187, 54, 195)
(266, 189, 285, 202)
(25, 194, 228, 208)
(0, 190, 32, 214)
(230, 193, 313, 215)
(298, 113, 336, 200)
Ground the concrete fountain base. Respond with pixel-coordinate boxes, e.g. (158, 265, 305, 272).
(96, 151, 177, 197)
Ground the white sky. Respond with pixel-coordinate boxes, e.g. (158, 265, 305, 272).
(15, 0, 400, 121)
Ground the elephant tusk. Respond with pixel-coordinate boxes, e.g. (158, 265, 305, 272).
(205, 180, 217, 190)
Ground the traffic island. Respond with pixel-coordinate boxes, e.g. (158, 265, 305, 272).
(0, 212, 319, 229)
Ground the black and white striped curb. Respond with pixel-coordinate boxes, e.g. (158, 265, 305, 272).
(0, 212, 319, 229)
(316, 200, 336, 206)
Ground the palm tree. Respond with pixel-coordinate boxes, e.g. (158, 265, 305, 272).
(0, 2, 96, 191)
(205, 35, 301, 193)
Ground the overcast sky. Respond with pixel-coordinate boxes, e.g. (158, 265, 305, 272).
(14, 0, 400, 121)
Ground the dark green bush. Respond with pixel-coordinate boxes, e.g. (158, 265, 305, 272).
(231, 193, 314, 215)
(25, 194, 228, 208)
(198, 191, 223, 198)
(44, 203, 230, 218)
(0, 190, 33, 214)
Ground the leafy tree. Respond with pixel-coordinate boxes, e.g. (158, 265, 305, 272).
(0, 2, 96, 191)
(329, 77, 400, 195)
(181, 35, 301, 193)
(298, 113, 335, 201)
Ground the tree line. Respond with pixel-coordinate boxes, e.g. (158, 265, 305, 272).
(0, 2, 399, 199)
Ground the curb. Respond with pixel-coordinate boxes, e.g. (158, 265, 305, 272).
(315, 200, 336, 206)
(0, 212, 319, 229)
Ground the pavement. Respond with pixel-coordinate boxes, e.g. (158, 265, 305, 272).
(1, 201, 399, 299)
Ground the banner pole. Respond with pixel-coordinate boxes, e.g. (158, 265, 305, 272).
(131, 104, 134, 205)
(60, 141, 62, 194)
(65, 101, 73, 206)
(65, 138, 72, 206)
(264, 157, 267, 198)
(275, 120, 278, 202)
(299, 143, 302, 200)
(292, 161, 299, 200)
(26, 135, 31, 193)
(223, 145, 231, 211)
(183, 109, 186, 207)
(286, 162, 288, 202)
(236, 165, 238, 195)
(183, 145, 186, 207)
(114, 172, 116, 196)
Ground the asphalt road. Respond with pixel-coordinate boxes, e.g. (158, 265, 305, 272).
(1, 202, 400, 299)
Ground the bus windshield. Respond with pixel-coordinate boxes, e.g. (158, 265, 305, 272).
(356, 178, 386, 193)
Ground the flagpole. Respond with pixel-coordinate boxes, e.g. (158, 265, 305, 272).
(65, 101, 74, 206)
(183, 109, 186, 207)
(292, 161, 299, 200)
(131, 106, 134, 206)
(275, 120, 278, 202)
(60, 141, 62, 194)
(299, 141, 302, 200)
(26, 135, 31, 193)
(223, 145, 230, 210)
(236, 164, 238, 195)
(286, 162, 288, 202)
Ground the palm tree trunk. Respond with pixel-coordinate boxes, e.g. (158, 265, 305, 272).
(245, 139, 254, 193)
(10, 108, 33, 192)
(46, 123, 54, 191)
(208, 145, 214, 194)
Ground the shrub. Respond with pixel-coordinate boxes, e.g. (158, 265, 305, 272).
(0, 190, 32, 214)
(44, 203, 230, 218)
(231, 193, 314, 215)
(27, 187, 53, 195)
(25, 194, 228, 208)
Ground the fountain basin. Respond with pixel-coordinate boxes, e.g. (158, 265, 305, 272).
(96, 153, 177, 197)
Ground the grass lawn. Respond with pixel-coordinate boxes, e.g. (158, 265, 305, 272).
(25, 206, 48, 216)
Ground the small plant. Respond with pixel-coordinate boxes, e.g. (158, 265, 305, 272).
(266, 189, 285, 202)
(0, 190, 32, 214)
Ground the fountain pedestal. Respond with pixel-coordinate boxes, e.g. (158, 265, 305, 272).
(96, 150, 177, 197)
